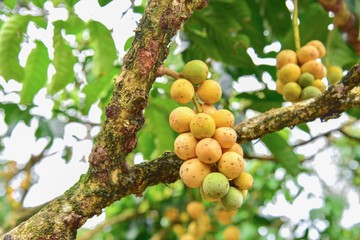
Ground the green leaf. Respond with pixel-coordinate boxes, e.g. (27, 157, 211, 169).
(98, 0, 112, 7)
(124, 35, 134, 51)
(65, 0, 80, 7)
(236, 89, 283, 112)
(262, 131, 301, 176)
(20, 40, 50, 104)
(31, 0, 47, 8)
(47, 21, 76, 94)
(0, 15, 29, 81)
(3, 0, 16, 8)
(82, 69, 117, 114)
(63, 14, 86, 35)
(88, 20, 117, 78)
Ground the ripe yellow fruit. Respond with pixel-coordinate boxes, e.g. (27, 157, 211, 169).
(194, 103, 217, 114)
(276, 79, 284, 94)
(306, 40, 326, 58)
(327, 65, 343, 85)
(223, 225, 241, 240)
(213, 127, 237, 148)
(180, 158, 212, 188)
(312, 79, 327, 93)
(169, 107, 196, 133)
(179, 233, 196, 240)
(164, 207, 180, 222)
(211, 109, 235, 128)
(174, 132, 198, 160)
(180, 60, 209, 84)
(190, 113, 216, 139)
(186, 201, 205, 219)
(218, 152, 244, 179)
(300, 60, 326, 79)
(196, 138, 222, 164)
(222, 143, 244, 157)
(276, 49, 297, 69)
(170, 79, 194, 104)
(214, 207, 237, 224)
(277, 63, 301, 84)
(283, 82, 302, 102)
(172, 224, 186, 237)
(233, 172, 254, 190)
(296, 45, 319, 65)
(197, 79, 222, 104)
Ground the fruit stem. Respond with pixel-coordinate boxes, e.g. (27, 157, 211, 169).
(293, 0, 301, 50)
(158, 65, 180, 79)
(192, 94, 203, 113)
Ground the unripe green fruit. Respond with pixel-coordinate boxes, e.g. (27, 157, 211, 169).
(180, 60, 209, 84)
(300, 86, 322, 100)
(283, 82, 302, 102)
(298, 72, 314, 88)
(327, 65, 343, 85)
(220, 187, 243, 210)
(202, 172, 230, 199)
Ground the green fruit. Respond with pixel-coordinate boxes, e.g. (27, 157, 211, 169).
(327, 65, 343, 85)
(300, 86, 322, 100)
(298, 72, 314, 88)
(202, 172, 230, 199)
(283, 82, 302, 102)
(220, 187, 243, 210)
(180, 60, 209, 84)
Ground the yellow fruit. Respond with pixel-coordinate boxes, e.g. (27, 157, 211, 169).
(283, 82, 302, 102)
(186, 201, 205, 219)
(218, 152, 244, 179)
(240, 189, 248, 198)
(297, 45, 319, 65)
(179, 233, 196, 240)
(214, 207, 237, 224)
(312, 79, 327, 93)
(196, 138, 222, 164)
(306, 40, 326, 58)
(276, 49, 298, 69)
(277, 63, 301, 84)
(276, 79, 284, 94)
(327, 65, 343, 85)
(164, 207, 180, 222)
(180, 60, 209, 84)
(222, 143, 244, 157)
(211, 109, 235, 128)
(300, 60, 326, 79)
(213, 127, 237, 148)
(180, 158, 212, 188)
(170, 79, 194, 104)
(169, 107, 196, 133)
(174, 132, 198, 160)
(223, 225, 241, 240)
(194, 103, 217, 114)
(172, 224, 186, 237)
(300, 86, 322, 100)
(190, 113, 216, 139)
(197, 80, 222, 104)
(233, 172, 254, 190)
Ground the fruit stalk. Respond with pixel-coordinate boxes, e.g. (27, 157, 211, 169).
(192, 94, 203, 113)
(158, 65, 181, 79)
(293, 0, 301, 50)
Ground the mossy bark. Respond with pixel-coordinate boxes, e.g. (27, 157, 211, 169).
(1, 0, 206, 239)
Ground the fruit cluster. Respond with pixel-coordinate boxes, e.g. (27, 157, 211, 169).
(275, 40, 343, 102)
(164, 201, 241, 240)
(168, 60, 253, 211)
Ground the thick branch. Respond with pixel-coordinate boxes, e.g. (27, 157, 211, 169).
(2, 1, 206, 239)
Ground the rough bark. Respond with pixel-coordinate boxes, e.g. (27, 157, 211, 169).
(1, 0, 206, 239)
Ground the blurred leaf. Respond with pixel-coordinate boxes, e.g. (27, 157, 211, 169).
(98, 0, 112, 7)
(88, 20, 117, 78)
(236, 89, 283, 112)
(297, 123, 310, 133)
(20, 40, 50, 104)
(63, 14, 86, 35)
(133, 6, 145, 14)
(124, 35, 134, 51)
(0, 103, 32, 131)
(2, 0, 16, 8)
(47, 21, 77, 94)
(31, 0, 47, 8)
(30, 16, 48, 29)
(262, 131, 301, 176)
(0, 15, 29, 81)
(82, 69, 117, 114)
(65, 0, 80, 7)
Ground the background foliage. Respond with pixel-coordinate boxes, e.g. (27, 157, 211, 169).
(0, 0, 360, 239)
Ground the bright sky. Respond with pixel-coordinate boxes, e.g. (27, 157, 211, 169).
(0, 0, 359, 236)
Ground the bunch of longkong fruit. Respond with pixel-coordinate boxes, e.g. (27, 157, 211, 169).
(168, 60, 253, 211)
(164, 201, 241, 240)
(276, 39, 343, 102)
